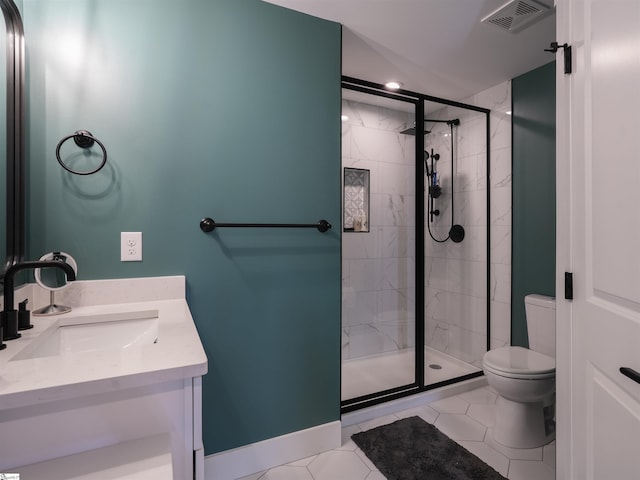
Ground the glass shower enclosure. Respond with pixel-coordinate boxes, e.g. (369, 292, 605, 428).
(341, 77, 490, 412)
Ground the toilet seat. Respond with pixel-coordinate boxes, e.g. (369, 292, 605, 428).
(483, 346, 555, 380)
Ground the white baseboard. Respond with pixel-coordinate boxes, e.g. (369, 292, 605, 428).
(204, 420, 341, 480)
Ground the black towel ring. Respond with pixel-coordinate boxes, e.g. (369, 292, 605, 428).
(56, 130, 108, 175)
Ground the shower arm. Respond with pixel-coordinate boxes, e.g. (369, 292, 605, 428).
(423, 118, 460, 126)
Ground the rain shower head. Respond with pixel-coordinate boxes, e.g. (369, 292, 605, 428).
(401, 118, 460, 135)
(399, 127, 431, 136)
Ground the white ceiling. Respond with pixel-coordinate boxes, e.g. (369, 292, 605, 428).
(262, 0, 556, 101)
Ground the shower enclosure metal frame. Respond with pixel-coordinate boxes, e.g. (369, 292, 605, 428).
(341, 76, 492, 413)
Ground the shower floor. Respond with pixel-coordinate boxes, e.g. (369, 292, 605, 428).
(341, 347, 481, 401)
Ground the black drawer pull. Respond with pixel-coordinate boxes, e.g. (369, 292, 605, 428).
(620, 367, 640, 384)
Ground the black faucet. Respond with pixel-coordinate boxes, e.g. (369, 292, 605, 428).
(1, 261, 77, 345)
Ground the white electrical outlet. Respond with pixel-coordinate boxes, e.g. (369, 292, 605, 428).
(121, 232, 142, 261)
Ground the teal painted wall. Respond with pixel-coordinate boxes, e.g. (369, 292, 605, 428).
(23, 0, 341, 454)
(511, 61, 556, 347)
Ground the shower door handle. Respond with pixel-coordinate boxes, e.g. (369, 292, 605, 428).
(620, 367, 640, 385)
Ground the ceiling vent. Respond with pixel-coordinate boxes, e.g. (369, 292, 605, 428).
(481, 0, 550, 33)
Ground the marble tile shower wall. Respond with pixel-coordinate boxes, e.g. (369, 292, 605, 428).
(425, 81, 512, 367)
(482, 81, 512, 352)
(341, 99, 416, 360)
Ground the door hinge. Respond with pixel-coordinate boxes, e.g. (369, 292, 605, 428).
(545, 42, 572, 74)
(565, 272, 573, 300)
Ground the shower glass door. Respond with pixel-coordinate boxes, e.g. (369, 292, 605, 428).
(422, 100, 488, 385)
(341, 84, 420, 406)
(340, 77, 490, 413)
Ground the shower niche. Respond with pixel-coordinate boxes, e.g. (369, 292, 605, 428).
(343, 168, 370, 233)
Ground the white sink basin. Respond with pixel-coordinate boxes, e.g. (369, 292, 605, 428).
(11, 310, 159, 361)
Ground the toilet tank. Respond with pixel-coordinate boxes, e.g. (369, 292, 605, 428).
(525, 294, 556, 358)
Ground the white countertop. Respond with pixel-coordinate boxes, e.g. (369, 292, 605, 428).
(0, 276, 208, 410)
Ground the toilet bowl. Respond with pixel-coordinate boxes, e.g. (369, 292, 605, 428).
(482, 294, 556, 449)
(483, 346, 555, 448)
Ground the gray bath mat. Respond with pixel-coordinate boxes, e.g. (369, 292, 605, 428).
(351, 416, 507, 480)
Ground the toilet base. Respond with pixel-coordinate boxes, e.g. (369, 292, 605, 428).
(493, 395, 555, 449)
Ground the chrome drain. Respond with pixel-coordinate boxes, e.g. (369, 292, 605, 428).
(428, 363, 443, 370)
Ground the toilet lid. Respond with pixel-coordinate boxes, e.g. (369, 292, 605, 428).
(483, 346, 555, 376)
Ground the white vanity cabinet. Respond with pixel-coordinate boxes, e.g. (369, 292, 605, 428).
(0, 276, 208, 479)
(0, 376, 204, 479)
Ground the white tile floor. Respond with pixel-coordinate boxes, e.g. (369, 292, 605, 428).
(238, 386, 555, 480)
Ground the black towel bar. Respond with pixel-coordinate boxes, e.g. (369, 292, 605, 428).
(199, 217, 331, 233)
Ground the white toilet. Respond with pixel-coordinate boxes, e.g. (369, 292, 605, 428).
(482, 294, 556, 449)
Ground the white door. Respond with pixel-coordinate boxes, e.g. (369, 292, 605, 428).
(557, 1, 640, 479)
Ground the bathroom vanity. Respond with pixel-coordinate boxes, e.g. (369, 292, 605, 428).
(0, 276, 207, 479)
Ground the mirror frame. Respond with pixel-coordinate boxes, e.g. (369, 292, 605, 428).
(0, 0, 24, 277)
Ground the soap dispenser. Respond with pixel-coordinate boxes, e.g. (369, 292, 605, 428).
(18, 299, 33, 330)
